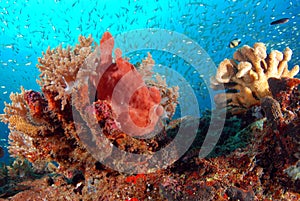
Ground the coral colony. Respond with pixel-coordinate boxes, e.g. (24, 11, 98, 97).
(0, 33, 300, 200)
(1, 32, 179, 173)
(210, 42, 299, 108)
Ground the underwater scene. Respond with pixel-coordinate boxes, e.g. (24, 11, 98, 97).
(0, 0, 299, 200)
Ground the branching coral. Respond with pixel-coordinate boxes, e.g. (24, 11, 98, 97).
(136, 52, 155, 81)
(1, 87, 28, 124)
(37, 35, 95, 110)
(0, 88, 90, 171)
(211, 43, 299, 108)
(0, 88, 48, 161)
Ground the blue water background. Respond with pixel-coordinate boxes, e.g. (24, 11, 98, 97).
(0, 0, 299, 163)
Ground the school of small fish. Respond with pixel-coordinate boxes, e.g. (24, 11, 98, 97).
(0, 0, 299, 121)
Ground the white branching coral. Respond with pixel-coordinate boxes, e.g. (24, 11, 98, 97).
(137, 52, 155, 81)
(135, 53, 180, 119)
(147, 75, 179, 118)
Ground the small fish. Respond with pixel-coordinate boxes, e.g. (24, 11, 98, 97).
(229, 38, 241, 48)
(270, 18, 289, 25)
(120, 6, 129, 12)
(130, 18, 136, 25)
(72, 1, 78, 7)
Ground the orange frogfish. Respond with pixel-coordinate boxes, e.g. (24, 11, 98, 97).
(94, 32, 164, 136)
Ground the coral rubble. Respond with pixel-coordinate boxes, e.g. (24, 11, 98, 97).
(211, 42, 299, 108)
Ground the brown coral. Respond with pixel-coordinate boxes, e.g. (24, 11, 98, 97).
(258, 77, 300, 188)
(0, 36, 100, 173)
(260, 96, 284, 130)
(37, 35, 95, 110)
(211, 43, 299, 108)
(1, 87, 28, 124)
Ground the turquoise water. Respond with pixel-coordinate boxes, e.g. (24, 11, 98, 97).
(0, 0, 299, 163)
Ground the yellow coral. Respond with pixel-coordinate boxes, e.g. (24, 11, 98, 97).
(0, 87, 28, 124)
(8, 115, 41, 137)
(211, 43, 299, 108)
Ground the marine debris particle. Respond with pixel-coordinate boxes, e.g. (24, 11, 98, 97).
(210, 42, 299, 108)
(270, 17, 289, 25)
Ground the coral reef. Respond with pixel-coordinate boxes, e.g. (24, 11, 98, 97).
(258, 77, 300, 186)
(209, 42, 300, 197)
(1, 108, 299, 200)
(1, 36, 300, 200)
(0, 32, 179, 175)
(211, 42, 299, 108)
